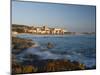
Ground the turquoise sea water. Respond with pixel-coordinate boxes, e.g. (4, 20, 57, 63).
(16, 34, 96, 68)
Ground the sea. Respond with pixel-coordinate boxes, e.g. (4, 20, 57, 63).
(16, 34, 96, 68)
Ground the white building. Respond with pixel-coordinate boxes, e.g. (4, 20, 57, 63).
(24, 26, 67, 34)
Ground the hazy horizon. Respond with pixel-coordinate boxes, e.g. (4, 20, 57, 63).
(12, 1, 96, 32)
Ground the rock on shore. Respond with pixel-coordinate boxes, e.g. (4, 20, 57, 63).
(12, 37, 35, 54)
(12, 59, 86, 74)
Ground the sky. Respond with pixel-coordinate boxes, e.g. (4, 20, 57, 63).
(12, 1, 96, 32)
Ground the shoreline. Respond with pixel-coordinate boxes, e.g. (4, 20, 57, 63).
(12, 36, 96, 74)
(12, 57, 95, 74)
(12, 32, 96, 38)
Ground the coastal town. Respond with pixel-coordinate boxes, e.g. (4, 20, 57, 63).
(12, 24, 95, 36)
(12, 24, 67, 35)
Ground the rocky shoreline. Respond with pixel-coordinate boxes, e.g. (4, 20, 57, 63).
(12, 37, 36, 54)
(12, 37, 95, 74)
